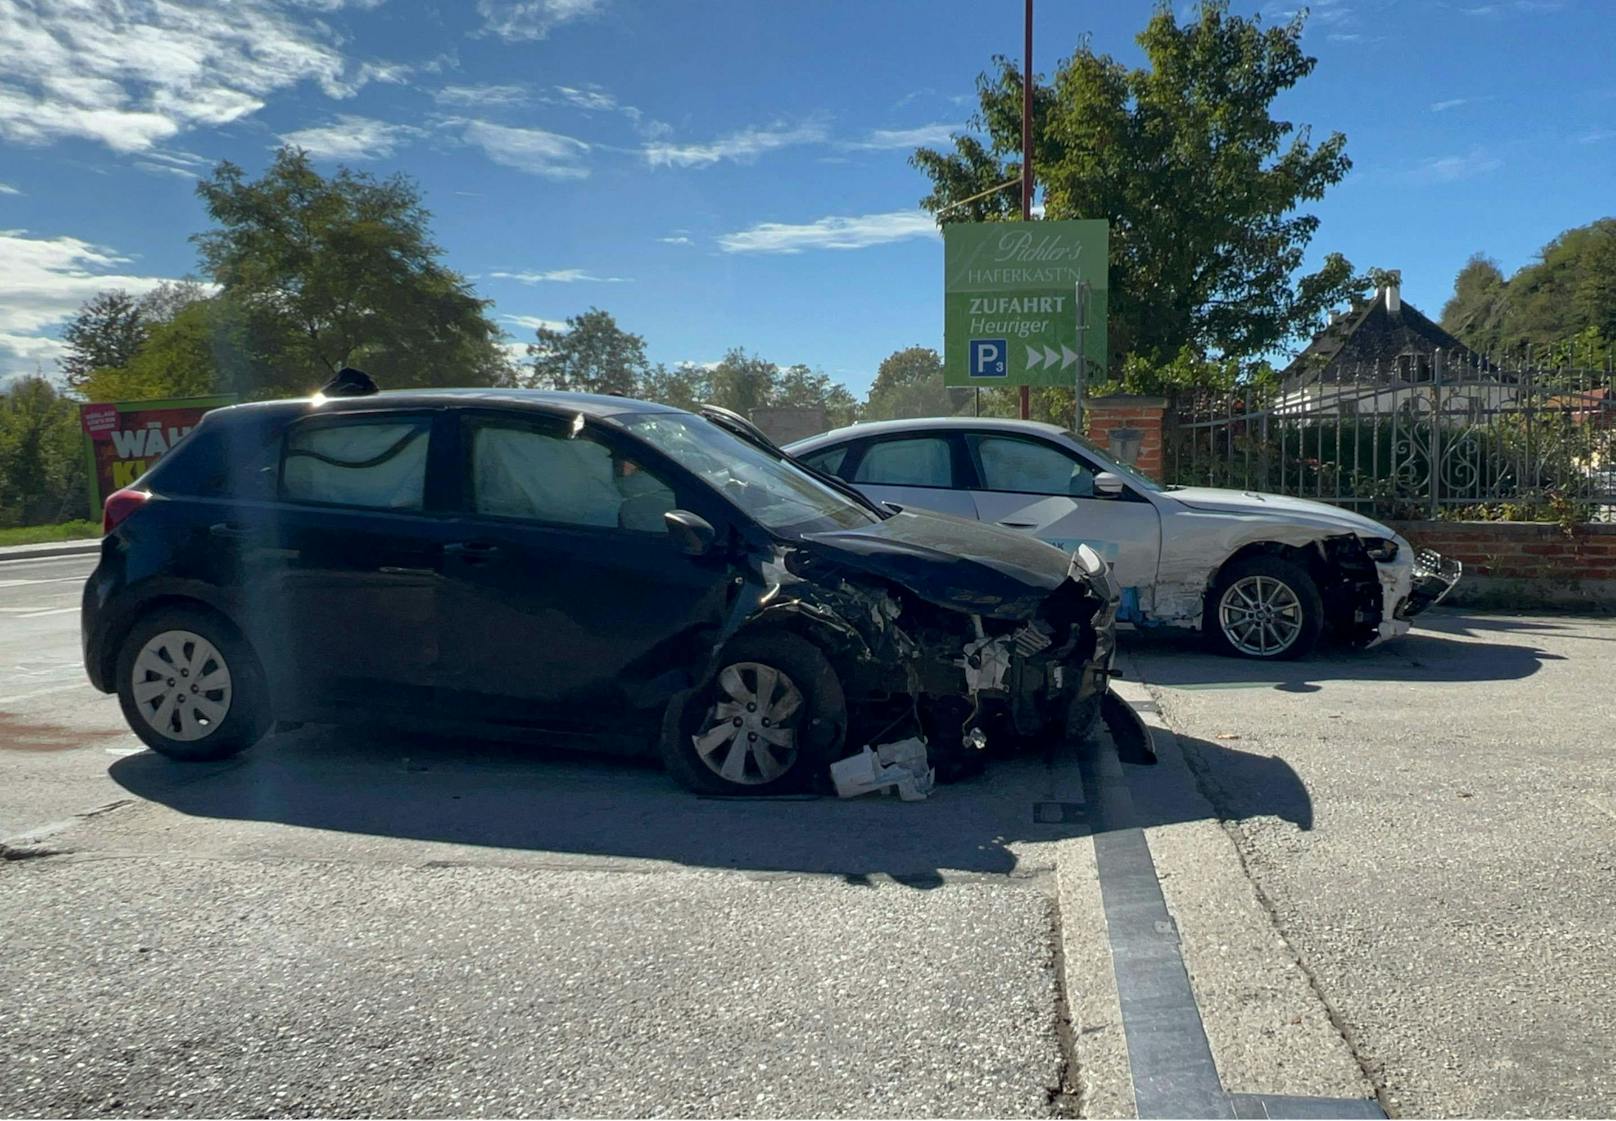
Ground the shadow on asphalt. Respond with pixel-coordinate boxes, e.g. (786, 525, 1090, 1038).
(1121, 608, 1560, 693)
(106, 722, 1314, 886)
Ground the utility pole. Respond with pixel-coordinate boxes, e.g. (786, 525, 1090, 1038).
(1018, 0, 1034, 421)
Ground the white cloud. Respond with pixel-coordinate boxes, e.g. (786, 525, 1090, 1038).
(644, 121, 829, 168)
(280, 115, 422, 160)
(477, 0, 606, 41)
(131, 148, 214, 180)
(1461, 0, 1562, 14)
(1404, 150, 1503, 183)
(490, 268, 630, 284)
(503, 313, 568, 332)
(0, 182, 19, 195)
(846, 123, 959, 150)
(718, 211, 939, 254)
(1430, 98, 1470, 112)
(0, 0, 396, 153)
(657, 235, 693, 246)
(1577, 128, 1616, 144)
(0, 230, 173, 380)
(554, 85, 617, 112)
(457, 119, 590, 178)
(434, 83, 530, 108)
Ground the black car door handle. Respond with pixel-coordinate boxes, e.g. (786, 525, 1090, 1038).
(998, 520, 1037, 529)
(444, 541, 502, 564)
(209, 522, 251, 541)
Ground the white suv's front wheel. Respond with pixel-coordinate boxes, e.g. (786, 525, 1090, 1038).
(1205, 555, 1324, 660)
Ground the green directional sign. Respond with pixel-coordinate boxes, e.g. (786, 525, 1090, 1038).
(943, 219, 1108, 388)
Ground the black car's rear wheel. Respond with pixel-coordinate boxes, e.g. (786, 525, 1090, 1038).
(116, 606, 270, 761)
(660, 633, 845, 795)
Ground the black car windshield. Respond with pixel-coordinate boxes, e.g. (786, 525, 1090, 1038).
(619, 412, 878, 534)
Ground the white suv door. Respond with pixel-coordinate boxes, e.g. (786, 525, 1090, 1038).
(961, 431, 1162, 594)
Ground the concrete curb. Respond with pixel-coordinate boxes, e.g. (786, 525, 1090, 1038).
(0, 539, 100, 562)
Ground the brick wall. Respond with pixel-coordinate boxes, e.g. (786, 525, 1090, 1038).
(1387, 519, 1616, 609)
(1086, 395, 1167, 479)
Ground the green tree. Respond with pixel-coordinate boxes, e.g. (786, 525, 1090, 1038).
(0, 377, 87, 527)
(639, 362, 713, 410)
(195, 147, 512, 394)
(79, 298, 266, 403)
(58, 290, 148, 393)
(773, 363, 859, 429)
(707, 348, 779, 416)
(524, 308, 649, 394)
(1440, 255, 1511, 355)
(1440, 221, 1616, 362)
(913, 0, 1358, 373)
(862, 346, 972, 420)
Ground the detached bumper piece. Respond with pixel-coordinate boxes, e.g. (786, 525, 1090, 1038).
(1402, 549, 1462, 618)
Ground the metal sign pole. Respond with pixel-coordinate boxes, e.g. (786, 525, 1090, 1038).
(1074, 280, 1088, 433)
(1018, 0, 1034, 421)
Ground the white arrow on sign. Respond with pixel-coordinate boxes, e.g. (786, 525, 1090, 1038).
(1061, 344, 1081, 370)
(1043, 345, 1062, 369)
(1025, 344, 1044, 370)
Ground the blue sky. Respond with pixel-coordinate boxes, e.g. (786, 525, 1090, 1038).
(1, 0, 1612, 393)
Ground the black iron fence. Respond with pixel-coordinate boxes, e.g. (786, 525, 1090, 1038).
(1166, 352, 1616, 521)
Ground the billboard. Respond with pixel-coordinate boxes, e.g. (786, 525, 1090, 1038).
(80, 396, 236, 517)
(943, 219, 1109, 388)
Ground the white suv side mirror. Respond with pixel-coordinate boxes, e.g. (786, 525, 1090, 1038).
(1093, 471, 1125, 497)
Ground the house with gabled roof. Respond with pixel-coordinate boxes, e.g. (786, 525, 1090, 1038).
(1276, 282, 1515, 416)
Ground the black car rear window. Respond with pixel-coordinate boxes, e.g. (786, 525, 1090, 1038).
(139, 415, 282, 501)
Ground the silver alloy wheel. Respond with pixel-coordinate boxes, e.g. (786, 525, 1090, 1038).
(690, 661, 803, 785)
(130, 629, 233, 742)
(1218, 575, 1305, 657)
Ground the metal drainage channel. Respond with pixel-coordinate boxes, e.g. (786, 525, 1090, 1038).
(1075, 705, 1385, 1121)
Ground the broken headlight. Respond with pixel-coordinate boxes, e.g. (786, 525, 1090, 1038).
(1360, 537, 1399, 562)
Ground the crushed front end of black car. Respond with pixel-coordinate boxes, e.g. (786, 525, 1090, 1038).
(670, 507, 1119, 790)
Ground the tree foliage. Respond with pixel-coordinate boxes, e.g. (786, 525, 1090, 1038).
(1442, 220, 1616, 362)
(912, 0, 1358, 372)
(862, 347, 972, 421)
(524, 308, 648, 394)
(59, 291, 148, 393)
(0, 377, 86, 527)
(195, 147, 513, 394)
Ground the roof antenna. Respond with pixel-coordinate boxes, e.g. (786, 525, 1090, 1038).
(320, 367, 378, 397)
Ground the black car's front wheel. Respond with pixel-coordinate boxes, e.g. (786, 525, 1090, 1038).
(660, 633, 846, 795)
(115, 606, 270, 761)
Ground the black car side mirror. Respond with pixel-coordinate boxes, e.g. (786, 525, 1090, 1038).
(665, 510, 717, 556)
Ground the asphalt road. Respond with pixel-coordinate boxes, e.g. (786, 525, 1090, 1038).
(1, 552, 1612, 1117)
(1124, 611, 1616, 1119)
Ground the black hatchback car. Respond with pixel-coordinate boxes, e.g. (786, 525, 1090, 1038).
(83, 385, 1116, 794)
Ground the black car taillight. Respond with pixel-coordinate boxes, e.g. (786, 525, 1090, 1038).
(102, 488, 149, 534)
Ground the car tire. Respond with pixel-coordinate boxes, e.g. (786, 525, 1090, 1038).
(1204, 554, 1324, 660)
(115, 606, 271, 761)
(659, 632, 846, 795)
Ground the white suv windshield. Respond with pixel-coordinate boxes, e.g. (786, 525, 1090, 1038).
(1062, 432, 1167, 492)
(619, 413, 877, 534)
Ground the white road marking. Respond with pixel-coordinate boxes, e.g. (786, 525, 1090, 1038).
(0, 577, 83, 588)
(15, 607, 78, 619)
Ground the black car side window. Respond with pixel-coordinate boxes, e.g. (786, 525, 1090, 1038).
(467, 421, 677, 532)
(281, 419, 430, 511)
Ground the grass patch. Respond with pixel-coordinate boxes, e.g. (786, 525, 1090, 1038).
(0, 520, 101, 547)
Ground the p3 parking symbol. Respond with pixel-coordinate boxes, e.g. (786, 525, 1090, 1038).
(969, 338, 1008, 378)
